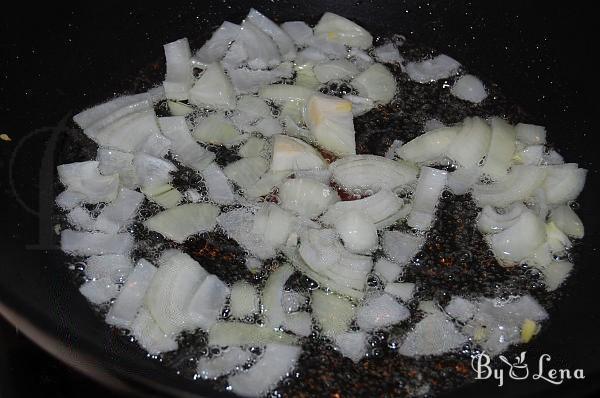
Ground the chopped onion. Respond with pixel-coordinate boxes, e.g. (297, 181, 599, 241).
(424, 118, 446, 131)
(314, 12, 373, 49)
(55, 190, 86, 210)
(407, 166, 448, 230)
(189, 62, 236, 109)
(311, 38, 349, 59)
(188, 275, 230, 330)
(279, 178, 339, 219)
(373, 42, 403, 64)
(348, 47, 374, 71)
(224, 157, 268, 189)
(333, 331, 367, 363)
(543, 148, 564, 165)
(405, 54, 461, 83)
(85, 254, 132, 283)
(158, 116, 215, 171)
(245, 256, 263, 272)
(251, 204, 296, 248)
(67, 206, 96, 230)
(382, 231, 425, 265)
(314, 60, 359, 83)
(208, 322, 298, 346)
(143, 203, 219, 243)
(292, 253, 364, 299)
(246, 8, 296, 61)
(262, 264, 307, 334)
(282, 291, 307, 313)
(472, 165, 547, 207)
(217, 208, 277, 260)
(356, 293, 410, 331)
(163, 38, 193, 100)
(251, 116, 282, 137)
(96, 148, 137, 188)
(79, 278, 119, 305)
(513, 144, 544, 166)
(57, 161, 119, 204)
(384, 282, 415, 302)
(260, 84, 314, 106)
(141, 184, 182, 208)
(374, 257, 404, 283)
(130, 308, 179, 355)
(133, 153, 177, 188)
(398, 311, 468, 357)
(226, 21, 281, 70)
(334, 210, 378, 254)
(229, 62, 294, 94)
(538, 260, 573, 291)
(229, 281, 259, 318)
(515, 123, 546, 145)
(94, 188, 144, 233)
(295, 46, 329, 66)
(106, 259, 157, 328)
(311, 290, 356, 337)
(281, 21, 314, 47)
(305, 94, 356, 156)
(330, 154, 418, 192)
(549, 205, 584, 239)
(450, 74, 487, 103)
(476, 203, 527, 234)
(445, 296, 477, 323)
(343, 94, 375, 116)
(61, 230, 133, 256)
(195, 21, 241, 66)
(201, 162, 235, 204)
(197, 347, 252, 380)
(270, 135, 326, 172)
(545, 221, 572, 253)
(445, 116, 491, 168)
(294, 64, 320, 89)
(396, 126, 458, 163)
(351, 63, 396, 105)
(244, 171, 292, 199)
(487, 209, 546, 265)
(193, 113, 244, 147)
(228, 344, 301, 398)
(481, 117, 516, 179)
(542, 163, 587, 205)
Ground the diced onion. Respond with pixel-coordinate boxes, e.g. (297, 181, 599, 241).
(189, 62, 236, 109)
(314, 60, 359, 83)
(472, 165, 547, 207)
(194, 21, 241, 66)
(487, 210, 546, 265)
(515, 123, 546, 145)
(351, 63, 396, 104)
(270, 135, 327, 172)
(407, 166, 448, 230)
(396, 127, 458, 163)
(405, 54, 461, 83)
(334, 210, 378, 254)
(311, 289, 355, 337)
(85, 254, 132, 283)
(374, 257, 404, 283)
(197, 347, 252, 380)
(481, 117, 516, 179)
(187, 274, 230, 330)
(79, 278, 119, 305)
(382, 231, 425, 265)
(229, 281, 259, 318)
(281, 21, 313, 47)
(208, 322, 298, 346)
(61, 230, 133, 256)
(450, 74, 487, 103)
(355, 293, 410, 331)
(542, 163, 587, 205)
(549, 205, 584, 239)
(143, 203, 219, 243)
(224, 157, 268, 189)
(476, 203, 527, 234)
(193, 113, 244, 147)
(398, 311, 468, 357)
(163, 38, 193, 100)
(201, 162, 236, 204)
(373, 42, 403, 64)
(279, 178, 339, 219)
(333, 331, 368, 362)
(313, 12, 373, 49)
(159, 116, 215, 171)
(445, 116, 491, 168)
(246, 8, 296, 61)
(384, 282, 415, 302)
(94, 188, 144, 233)
(305, 94, 356, 156)
(57, 161, 119, 204)
(130, 308, 179, 355)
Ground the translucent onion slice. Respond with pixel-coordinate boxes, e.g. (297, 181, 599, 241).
(229, 62, 294, 94)
(487, 210, 546, 265)
(229, 281, 259, 318)
(405, 54, 461, 83)
(314, 60, 359, 83)
(281, 21, 314, 47)
(549, 205, 584, 239)
(446, 166, 481, 195)
(244, 171, 292, 199)
(141, 184, 182, 209)
(163, 38, 193, 100)
(384, 282, 416, 302)
(259, 84, 314, 106)
(270, 135, 327, 172)
(351, 63, 397, 105)
(106, 259, 157, 328)
(396, 126, 458, 163)
(224, 157, 268, 189)
(61, 230, 134, 256)
(481, 117, 516, 179)
(130, 308, 179, 355)
(472, 165, 547, 207)
(343, 94, 375, 116)
(334, 210, 378, 254)
(398, 311, 468, 357)
(57, 161, 119, 204)
(201, 162, 236, 205)
(311, 289, 356, 337)
(305, 94, 356, 156)
(96, 148, 137, 188)
(208, 322, 298, 346)
(192, 113, 244, 147)
(476, 203, 527, 234)
(445, 296, 477, 323)
(189, 62, 236, 109)
(143, 203, 219, 243)
(513, 144, 544, 166)
(450, 74, 487, 103)
(228, 344, 301, 398)
(66, 206, 95, 231)
(262, 264, 301, 333)
(373, 257, 404, 283)
(55, 190, 87, 211)
(542, 163, 587, 205)
(355, 293, 410, 331)
(79, 278, 119, 305)
(330, 154, 418, 192)
(133, 153, 177, 188)
(158, 116, 215, 171)
(373, 42, 403, 64)
(313, 12, 373, 49)
(246, 8, 296, 61)
(197, 347, 252, 380)
(217, 208, 278, 260)
(194, 21, 241, 66)
(294, 64, 320, 89)
(187, 274, 230, 330)
(538, 260, 573, 291)
(238, 137, 268, 158)
(515, 123, 546, 145)
(251, 204, 296, 248)
(279, 178, 339, 219)
(85, 254, 132, 283)
(225, 21, 281, 70)
(333, 331, 368, 362)
(382, 231, 425, 265)
(94, 188, 144, 233)
(445, 116, 491, 168)
(407, 166, 448, 230)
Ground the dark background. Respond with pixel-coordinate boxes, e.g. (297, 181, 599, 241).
(1, 1, 599, 397)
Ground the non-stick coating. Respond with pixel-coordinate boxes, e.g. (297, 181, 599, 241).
(1, 1, 599, 397)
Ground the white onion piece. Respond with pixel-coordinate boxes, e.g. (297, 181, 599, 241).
(333, 331, 368, 362)
(356, 293, 410, 331)
(293, 168, 332, 184)
(259, 84, 314, 105)
(524, 243, 554, 270)
(305, 94, 356, 156)
(314, 60, 359, 83)
(193, 113, 244, 147)
(227, 21, 281, 70)
(158, 116, 215, 171)
(424, 118, 446, 131)
(67, 206, 96, 230)
(549, 205, 584, 239)
(244, 171, 292, 199)
(472, 165, 547, 207)
(343, 94, 375, 116)
(246, 8, 296, 61)
(538, 260, 573, 291)
(262, 264, 299, 333)
(94, 188, 144, 233)
(407, 167, 448, 230)
(144, 250, 208, 336)
(270, 135, 326, 172)
(334, 210, 378, 254)
(224, 157, 268, 189)
(163, 38, 193, 100)
(197, 347, 252, 380)
(188, 275, 230, 330)
(311, 290, 355, 337)
(321, 189, 405, 229)
(405, 54, 461, 83)
(106, 259, 157, 328)
(545, 222, 572, 253)
(57, 161, 119, 204)
(515, 123, 546, 145)
(330, 155, 418, 192)
(251, 204, 296, 248)
(446, 166, 481, 195)
(374, 42, 403, 64)
(209, 322, 298, 346)
(79, 278, 119, 305)
(374, 257, 404, 283)
(348, 47, 374, 71)
(476, 203, 527, 234)
(351, 63, 396, 105)
(228, 344, 301, 398)
(61, 230, 133, 256)
(143, 203, 219, 243)
(382, 231, 425, 265)
(543, 148, 564, 165)
(314, 12, 373, 49)
(282, 291, 307, 313)
(229, 281, 259, 318)
(279, 178, 339, 219)
(281, 21, 313, 47)
(245, 256, 263, 272)
(201, 162, 235, 205)
(284, 312, 313, 337)
(514, 144, 544, 166)
(189, 62, 236, 110)
(481, 118, 516, 179)
(295, 64, 320, 89)
(445, 297, 477, 323)
(445, 117, 491, 168)
(55, 190, 86, 210)
(141, 184, 182, 209)
(218, 208, 276, 260)
(133, 153, 177, 188)
(236, 95, 272, 118)
(131, 308, 179, 355)
(399, 311, 468, 357)
(311, 38, 349, 59)
(96, 148, 137, 188)
(542, 163, 587, 205)
(292, 253, 364, 299)
(195, 21, 240, 66)
(85, 254, 132, 283)
(251, 116, 282, 137)
(295, 46, 329, 66)
(450, 74, 487, 103)
(396, 127, 458, 163)
(487, 210, 546, 264)
(229, 62, 294, 94)
(384, 282, 415, 302)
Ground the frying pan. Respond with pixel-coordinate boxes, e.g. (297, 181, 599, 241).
(1, 1, 599, 397)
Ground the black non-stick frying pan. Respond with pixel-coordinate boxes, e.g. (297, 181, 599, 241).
(1, 1, 599, 397)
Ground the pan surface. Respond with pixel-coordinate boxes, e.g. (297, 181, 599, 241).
(1, 1, 599, 397)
